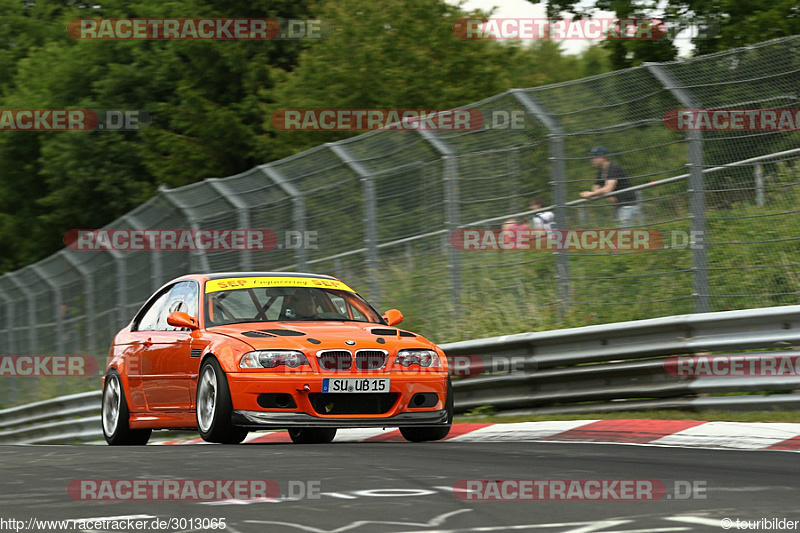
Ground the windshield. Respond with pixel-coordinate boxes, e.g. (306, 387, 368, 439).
(204, 284, 383, 326)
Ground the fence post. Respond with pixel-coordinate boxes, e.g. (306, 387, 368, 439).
(104, 248, 129, 331)
(259, 164, 307, 271)
(61, 251, 96, 359)
(205, 178, 253, 271)
(755, 164, 765, 207)
(646, 63, 709, 313)
(0, 282, 17, 404)
(123, 213, 162, 293)
(158, 185, 211, 273)
(511, 89, 570, 317)
(327, 143, 380, 306)
(418, 129, 461, 315)
(5, 272, 38, 403)
(31, 264, 64, 355)
(5, 272, 37, 355)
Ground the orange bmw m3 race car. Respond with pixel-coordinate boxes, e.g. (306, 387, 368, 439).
(101, 272, 452, 445)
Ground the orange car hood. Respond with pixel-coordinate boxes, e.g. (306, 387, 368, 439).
(207, 322, 435, 351)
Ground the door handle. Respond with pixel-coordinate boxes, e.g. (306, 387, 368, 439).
(143, 338, 153, 348)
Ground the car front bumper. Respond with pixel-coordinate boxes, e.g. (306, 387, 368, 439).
(232, 408, 449, 428)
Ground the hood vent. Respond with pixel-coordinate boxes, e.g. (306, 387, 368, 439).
(262, 329, 306, 337)
(242, 331, 277, 338)
(399, 331, 416, 337)
(371, 328, 398, 336)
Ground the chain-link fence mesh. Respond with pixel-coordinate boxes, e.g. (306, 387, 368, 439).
(2, 36, 800, 406)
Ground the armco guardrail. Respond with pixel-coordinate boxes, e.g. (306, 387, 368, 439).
(0, 391, 101, 445)
(2, 305, 799, 444)
(449, 305, 800, 415)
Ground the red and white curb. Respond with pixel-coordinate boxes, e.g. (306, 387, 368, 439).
(151, 419, 800, 451)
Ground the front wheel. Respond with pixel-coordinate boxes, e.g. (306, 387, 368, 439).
(102, 370, 151, 445)
(196, 358, 248, 444)
(288, 428, 337, 444)
(400, 378, 453, 442)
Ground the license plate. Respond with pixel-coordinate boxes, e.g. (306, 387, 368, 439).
(322, 378, 390, 393)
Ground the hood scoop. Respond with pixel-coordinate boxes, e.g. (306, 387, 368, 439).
(370, 328, 417, 338)
(261, 328, 306, 337)
(242, 331, 277, 338)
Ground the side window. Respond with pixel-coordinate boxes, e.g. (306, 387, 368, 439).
(157, 281, 199, 331)
(134, 289, 172, 331)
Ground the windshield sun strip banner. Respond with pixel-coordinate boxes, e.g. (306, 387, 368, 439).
(205, 276, 355, 293)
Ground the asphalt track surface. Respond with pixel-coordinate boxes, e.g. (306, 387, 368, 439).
(1, 441, 798, 532)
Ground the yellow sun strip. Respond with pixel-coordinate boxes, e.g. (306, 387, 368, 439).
(205, 276, 354, 294)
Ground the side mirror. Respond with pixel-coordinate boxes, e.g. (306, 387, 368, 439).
(382, 308, 403, 326)
(167, 311, 199, 330)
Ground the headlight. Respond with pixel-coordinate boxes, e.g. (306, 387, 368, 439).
(394, 349, 440, 368)
(239, 350, 309, 369)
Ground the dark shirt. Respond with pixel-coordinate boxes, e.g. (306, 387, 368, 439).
(596, 162, 636, 206)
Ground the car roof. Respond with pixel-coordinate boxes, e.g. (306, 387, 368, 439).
(202, 272, 338, 280)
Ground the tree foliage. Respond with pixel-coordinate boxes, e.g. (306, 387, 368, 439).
(528, 0, 800, 68)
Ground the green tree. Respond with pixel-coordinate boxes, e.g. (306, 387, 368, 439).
(528, 0, 800, 67)
(266, 0, 535, 157)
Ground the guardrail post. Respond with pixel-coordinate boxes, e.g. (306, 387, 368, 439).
(511, 89, 570, 317)
(418, 129, 462, 315)
(646, 64, 709, 313)
(158, 185, 211, 273)
(259, 164, 307, 271)
(327, 143, 381, 306)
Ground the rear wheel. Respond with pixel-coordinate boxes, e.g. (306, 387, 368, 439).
(196, 358, 248, 444)
(288, 428, 337, 444)
(400, 378, 453, 443)
(102, 370, 151, 445)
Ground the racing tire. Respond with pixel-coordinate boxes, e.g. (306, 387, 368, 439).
(400, 377, 453, 442)
(196, 358, 248, 444)
(102, 370, 151, 445)
(288, 428, 337, 444)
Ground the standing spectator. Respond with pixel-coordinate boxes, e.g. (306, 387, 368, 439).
(580, 146, 640, 225)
